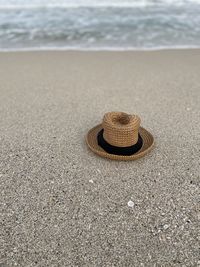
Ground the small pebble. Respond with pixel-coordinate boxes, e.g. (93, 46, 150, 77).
(128, 200, 135, 208)
(163, 224, 170, 230)
(89, 179, 94, 183)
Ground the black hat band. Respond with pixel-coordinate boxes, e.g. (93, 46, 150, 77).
(97, 129, 143, 156)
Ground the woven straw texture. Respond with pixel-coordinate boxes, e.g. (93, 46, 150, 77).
(86, 116, 154, 161)
(102, 112, 141, 147)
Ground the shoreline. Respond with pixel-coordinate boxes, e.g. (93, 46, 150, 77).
(1, 46, 200, 53)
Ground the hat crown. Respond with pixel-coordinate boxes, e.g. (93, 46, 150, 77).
(102, 112, 141, 147)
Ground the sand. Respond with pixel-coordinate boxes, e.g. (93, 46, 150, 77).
(0, 50, 200, 266)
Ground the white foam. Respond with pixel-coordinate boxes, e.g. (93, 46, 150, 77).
(0, 45, 199, 52)
(0, 0, 200, 10)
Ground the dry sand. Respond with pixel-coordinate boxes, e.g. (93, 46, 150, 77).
(0, 50, 200, 266)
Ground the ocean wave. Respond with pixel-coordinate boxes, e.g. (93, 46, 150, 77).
(0, 0, 200, 10)
(0, 0, 200, 50)
(0, 45, 200, 52)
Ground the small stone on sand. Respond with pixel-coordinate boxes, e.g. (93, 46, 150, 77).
(163, 224, 170, 230)
(128, 200, 135, 208)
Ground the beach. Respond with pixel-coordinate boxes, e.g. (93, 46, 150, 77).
(0, 50, 200, 266)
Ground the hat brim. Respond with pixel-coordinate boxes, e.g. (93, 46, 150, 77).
(86, 124, 154, 161)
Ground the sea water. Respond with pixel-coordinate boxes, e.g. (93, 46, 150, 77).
(0, 0, 200, 50)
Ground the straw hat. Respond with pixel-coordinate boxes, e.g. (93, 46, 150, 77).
(86, 112, 154, 161)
